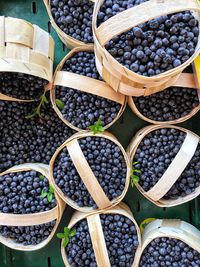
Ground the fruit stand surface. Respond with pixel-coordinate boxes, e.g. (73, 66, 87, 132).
(0, 1, 200, 266)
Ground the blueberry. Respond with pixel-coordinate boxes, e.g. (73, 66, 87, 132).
(100, 4, 199, 77)
(173, 59, 182, 67)
(50, 0, 94, 43)
(0, 73, 48, 100)
(53, 136, 127, 208)
(0, 171, 57, 245)
(133, 127, 200, 199)
(55, 51, 122, 130)
(0, 94, 74, 173)
(139, 237, 200, 266)
(66, 214, 139, 266)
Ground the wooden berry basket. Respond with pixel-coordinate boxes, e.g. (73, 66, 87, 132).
(92, 0, 200, 96)
(127, 125, 200, 207)
(60, 202, 142, 267)
(50, 45, 126, 132)
(0, 163, 65, 251)
(135, 219, 200, 265)
(0, 16, 54, 102)
(49, 131, 131, 213)
(128, 72, 200, 124)
(43, 0, 95, 49)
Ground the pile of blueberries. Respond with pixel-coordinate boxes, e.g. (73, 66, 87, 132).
(50, 0, 94, 43)
(53, 136, 127, 208)
(133, 86, 199, 122)
(134, 128, 200, 199)
(0, 72, 48, 100)
(0, 94, 74, 173)
(97, 0, 199, 76)
(66, 214, 139, 266)
(139, 237, 200, 266)
(0, 171, 56, 245)
(55, 51, 122, 130)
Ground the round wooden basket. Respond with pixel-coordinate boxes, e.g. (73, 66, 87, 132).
(93, 0, 200, 96)
(50, 131, 131, 213)
(127, 125, 200, 207)
(0, 16, 54, 102)
(135, 219, 200, 265)
(50, 45, 126, 132)
(0, 163, 65, 251)
(128, 72, 200, 124)
(43, 0, 95, 49)
(61, 202, 142, 267)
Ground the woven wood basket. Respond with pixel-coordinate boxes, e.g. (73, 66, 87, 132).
(60, 202, 141, 267)
(0, 16, 54, 102)
(50, 45, 126, 131)
(128, 72, 200, 124)
(0, 163, 65, 251)
(127, 125, 200, 207)
(93, 0, 200, 96)
(136, 219, 200, 265)
(43, 0, 95, 49)
(50, 131, 131, 213)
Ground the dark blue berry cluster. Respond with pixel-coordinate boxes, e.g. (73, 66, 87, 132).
(55, 51, 121, 129)
(134, 128, 200, 199)
(53, 136, 127, 208)
(0, 95, 74, 173)
(0, 170, 57, 245)
(133, 86, 199, 122)
(139, 237, 200, 266)
(0, 72, 48, 100)
(50, 0, 94, 43)
(67, 214, 139, 266)
(98, 0, 199, 76)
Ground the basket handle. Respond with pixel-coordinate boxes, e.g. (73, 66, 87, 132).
(97, 0, 200, 46)
(146, 131, 199, 201)
(54, 71, 124, 104)
(87, 214, 111, 267)
(0, 206, 58, 226)
(66, 139, 112, 209)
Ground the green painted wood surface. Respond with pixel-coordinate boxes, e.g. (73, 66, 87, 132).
(0, 1, 200, 266)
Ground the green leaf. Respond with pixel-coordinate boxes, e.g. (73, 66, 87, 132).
(131, 175, 140, 188)
(139, 218, 156, 233)
(39, 175, 45, 180)
(41, 94, 48, 104)
(133, 161, 139, 166)
(25, 92, 48, 120)
(64, 227, 70, 235)
(41, 189, 48, 198)
(49, 185, 54, 194)
(55, 99, 65, 110)
(131, 178, 135, 188)
(89, 118, 105, 134)
(47, 193, 53, 203)
(57, 233, 66, 239)
(63, 237, 69, 248)
(133, 175, 139, 182)
(69, 229, 76, 237)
